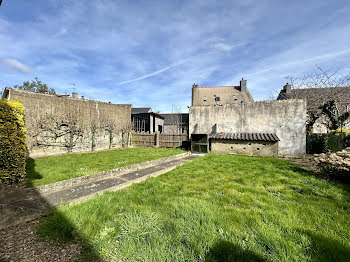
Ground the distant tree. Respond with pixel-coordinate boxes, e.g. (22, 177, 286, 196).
(7, 77, 56, 95)
(320, 100, 350, 132)
(283, 65, 350, 132)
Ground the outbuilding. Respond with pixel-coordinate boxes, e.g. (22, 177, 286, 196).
(210, 133, 279, 157)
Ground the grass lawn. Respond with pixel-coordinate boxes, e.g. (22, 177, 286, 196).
(38, 154, 350, 261)
(26, 147, 184, 187)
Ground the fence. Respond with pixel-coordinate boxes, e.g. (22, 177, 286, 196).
(132, 132, 188, 148)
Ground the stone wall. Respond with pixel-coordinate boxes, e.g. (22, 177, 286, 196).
(4, 88, 131, 157)
(211, 139, 278, 157)
(189, 99, 307, 156)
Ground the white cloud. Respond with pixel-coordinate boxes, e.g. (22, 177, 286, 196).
(1, 59, 32, 73)
(213, 43, 233, 52)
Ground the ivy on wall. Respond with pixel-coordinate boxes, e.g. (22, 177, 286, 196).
(0, 99, 27, 184)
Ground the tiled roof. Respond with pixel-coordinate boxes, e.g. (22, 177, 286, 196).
(278, 86, 350, 113)
(210, 133, 279, 142)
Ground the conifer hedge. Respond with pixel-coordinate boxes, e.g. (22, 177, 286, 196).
(0, 99, 27, 184)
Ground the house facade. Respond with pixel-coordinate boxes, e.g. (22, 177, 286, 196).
(189, 79, 307, 156)
(191, 78, 254, 106)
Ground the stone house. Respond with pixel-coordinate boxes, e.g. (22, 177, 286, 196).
(189, 79, 307, 156)
(277, 83, 350, 133)
(131, 107, 164, 133)
(2, 88, 132, 157)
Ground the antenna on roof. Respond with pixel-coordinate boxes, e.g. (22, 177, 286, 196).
(193, 76, 201, 86)
(69, 83, 76, 92)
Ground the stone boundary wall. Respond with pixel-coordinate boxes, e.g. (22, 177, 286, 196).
(189, 99, 307, 156)
(3, 88, 131, 157)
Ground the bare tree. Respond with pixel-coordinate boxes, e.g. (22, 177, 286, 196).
(282, 65, 350, 132)
(35, 108, 85, 153)
(103, 117, 117, 149)
(120, 124, 132, 148)
(90, 120, 98, 151)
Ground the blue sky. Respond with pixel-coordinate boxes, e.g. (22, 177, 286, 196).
(1, 0, 350, 112)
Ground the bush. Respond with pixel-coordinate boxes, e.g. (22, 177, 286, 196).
(307, 134, 327, 154)
(0, 99, 27, 184)
(344, 135, 350, 148)
(314, 148, 350, 178)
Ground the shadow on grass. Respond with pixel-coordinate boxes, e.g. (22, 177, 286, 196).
(25, 158, 42, 187)
(1, 158, 104, 261)
(204, 240, 266, 262)
(302, 230, 350, 262)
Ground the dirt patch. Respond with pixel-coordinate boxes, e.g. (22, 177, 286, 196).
(0, 219, 81, 262)
(283, 155, 319, 172)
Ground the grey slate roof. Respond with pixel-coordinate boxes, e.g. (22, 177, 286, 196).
(278, 86, 350, 113)
(210, 133, 279, 142)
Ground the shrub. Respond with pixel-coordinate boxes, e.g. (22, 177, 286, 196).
(0, 99, 27, 184)
(314, 148, 350, 178)
(344, 135, 350, 148)
(307, 134, 328, 154)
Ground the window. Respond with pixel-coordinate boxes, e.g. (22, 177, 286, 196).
(215, 96, 220, 101)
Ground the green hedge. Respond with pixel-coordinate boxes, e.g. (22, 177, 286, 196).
(307, 133, 350, 154)
(0, 99, 27, 184)
(306, 134, 327, 154)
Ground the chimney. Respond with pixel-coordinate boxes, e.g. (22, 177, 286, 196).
(72, 92, 78, 99)
(283, 83, 292, 93)
(240, 77, 247, 92)
(191, 83, 198, 106)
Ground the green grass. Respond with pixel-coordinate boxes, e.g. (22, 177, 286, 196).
(26, 147, 184, 187)
(38, 154, 350, 261)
